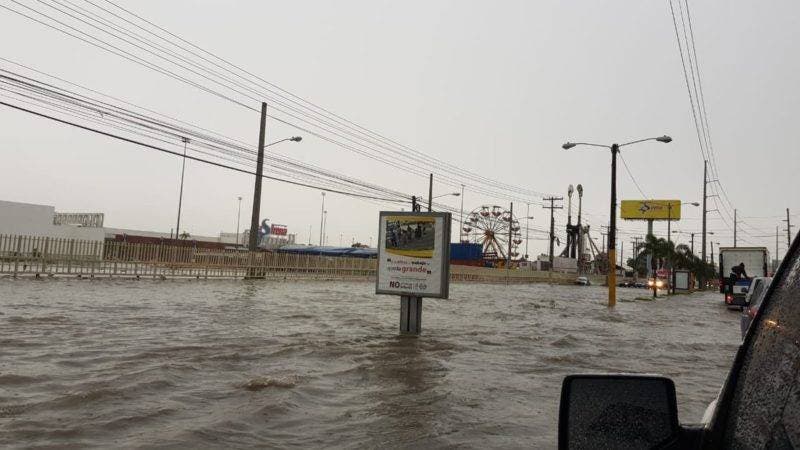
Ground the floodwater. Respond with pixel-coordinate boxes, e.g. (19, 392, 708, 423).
(0, 279, 739, 449)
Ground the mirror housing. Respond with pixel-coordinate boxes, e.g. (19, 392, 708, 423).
(558, 374, 680, 450)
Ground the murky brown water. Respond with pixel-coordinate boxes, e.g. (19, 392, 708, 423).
(0, 279, 739, 448)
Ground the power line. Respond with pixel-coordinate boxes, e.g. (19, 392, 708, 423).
(0, 99, 412, 203)
(618, 151, 649, 199)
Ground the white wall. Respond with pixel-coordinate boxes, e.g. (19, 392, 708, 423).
(0, 200, 105, 242)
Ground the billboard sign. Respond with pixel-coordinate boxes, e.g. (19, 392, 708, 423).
(271, 224, 288, 236)
(620, 200, 681, 221)
(376, 211, 451, 298)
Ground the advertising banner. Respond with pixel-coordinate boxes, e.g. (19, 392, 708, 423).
(270, 224, 288, 236)
(620, 200, 681, 221)
(376, 211, 451, 298)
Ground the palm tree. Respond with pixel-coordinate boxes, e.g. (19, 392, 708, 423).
(636, 236, 715, 295)
(635, 235, 674, 297)
(179, 231, 190, 240)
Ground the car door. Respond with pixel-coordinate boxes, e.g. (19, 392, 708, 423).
(705, 235, 800, 448)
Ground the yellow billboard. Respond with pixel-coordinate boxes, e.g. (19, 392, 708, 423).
(620, 200, 681, 220)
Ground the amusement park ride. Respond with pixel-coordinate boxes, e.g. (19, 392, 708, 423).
(460, 185, 605, 274)
(461, 205, 523, 261)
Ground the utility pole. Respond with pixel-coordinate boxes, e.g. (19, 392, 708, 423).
(248, 102, 267, 251)
(577, 184, 584, 267)
(776, 226, 780, 273)
(566, 184, 574, 258)
(667, 203, 673, 243)
(785, 208, 794, 248)
(701, 160, 708, 264)
(428, 173, 433, 212)
(459, 184, 465, 242)
(175, 137, 189, 241)
(711, 241, 716, 265)
(631, 236, 641, 281)
(543, 196, 564, 268)
(318, 192, 326, 246)
(734, 209, 738, 248)
(619, 241, 624, 273)
(525, 202, 531, 260)
(235, 196, 242, 247)
(690, 233, 695, 255)
(506, 202, 513, 284)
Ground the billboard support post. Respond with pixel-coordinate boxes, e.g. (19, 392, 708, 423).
(376, 211, 451, 336)
(400, 295, 423, 335)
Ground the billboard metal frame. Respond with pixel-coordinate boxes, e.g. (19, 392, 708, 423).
(375, 211, 451, 299)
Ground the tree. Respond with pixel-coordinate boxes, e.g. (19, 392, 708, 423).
(179, 231, 190, 240)
(636, 235, 716, 294)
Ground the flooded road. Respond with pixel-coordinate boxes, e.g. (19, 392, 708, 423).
(0, 279, 739, 448)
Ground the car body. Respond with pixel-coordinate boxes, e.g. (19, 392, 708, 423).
(574, 276, 590, 286)
(558, 233, 799, 449)
(739, 276, 772, 339)
(723, 278, 752, 309)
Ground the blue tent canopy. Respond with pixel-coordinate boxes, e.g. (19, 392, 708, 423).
(277, 245, 376, 258)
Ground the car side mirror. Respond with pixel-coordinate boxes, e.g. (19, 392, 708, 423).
(741, 287, 749, 294)
(558, 375, 680, 449)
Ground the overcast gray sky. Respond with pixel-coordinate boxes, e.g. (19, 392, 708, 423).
(1, 0, 798, 258)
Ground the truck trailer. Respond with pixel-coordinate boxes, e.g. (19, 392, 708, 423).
(718, 246, 769, 309)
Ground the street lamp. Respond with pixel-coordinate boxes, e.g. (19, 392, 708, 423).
(249, 134, 303, 251)
(522, 214, 535, 260)
(562, 135, 672, 307)
(667, 201, 700, 242)
(266, 136, 303, 147)
(429, 192, 460, 200)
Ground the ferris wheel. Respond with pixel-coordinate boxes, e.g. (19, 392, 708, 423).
(462, 205, 523, 260)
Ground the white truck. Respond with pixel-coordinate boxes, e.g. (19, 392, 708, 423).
(718, 246, 770, 309)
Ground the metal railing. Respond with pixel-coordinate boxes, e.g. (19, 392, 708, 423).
(0, 234, 600, 284)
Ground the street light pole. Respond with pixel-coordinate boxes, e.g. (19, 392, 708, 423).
(175, 136, 189, 240)
(667, 203, 672, 242)
(562, 135, 672, 307)
(608, 143, 619, 307)
(459, 184, 465, 243)
(428, 173, 433, 212)
(248, 103, 268, 251)
(235, 196, 242, 246)
(526, 203, 531, 260)
(318, 192, 325, 246)
(323, 210, 328, 246)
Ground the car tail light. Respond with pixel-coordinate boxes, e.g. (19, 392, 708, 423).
(725, 293, 733, 303)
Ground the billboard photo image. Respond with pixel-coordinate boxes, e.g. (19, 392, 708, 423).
(384, 216, 435, 258)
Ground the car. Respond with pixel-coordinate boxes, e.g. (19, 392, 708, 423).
(574, 276, 590, 286)
(557, 233, 799, 449)
(647, 278, 667, 290)
(739, 276, 772, 339)
(723, 277, 752, 310)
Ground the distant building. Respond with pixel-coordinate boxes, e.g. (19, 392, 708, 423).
(1, 199, 297, 251)
(0, 200, 105, 242)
